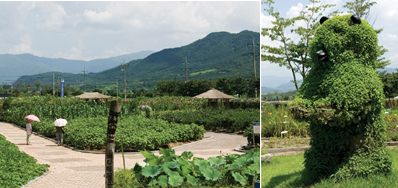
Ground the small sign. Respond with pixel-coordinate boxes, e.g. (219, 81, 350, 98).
(61, 79, 65, 98)
(253, 179, 260, 188)
(253, 122, 260, 134)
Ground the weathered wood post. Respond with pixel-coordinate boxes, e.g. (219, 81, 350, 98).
(105, 101, 121, 188)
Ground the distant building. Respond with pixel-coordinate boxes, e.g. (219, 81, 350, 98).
(0, 94, 14, 100)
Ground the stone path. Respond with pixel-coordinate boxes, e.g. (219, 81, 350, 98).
(0, 122, 246, 188)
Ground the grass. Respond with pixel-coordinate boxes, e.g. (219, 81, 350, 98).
(190, 69, 216, 76)
(262, 148, 398, 188)
(264, 136, 310, 149)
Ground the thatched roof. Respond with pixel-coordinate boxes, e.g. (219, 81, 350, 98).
(75, 92, 113, 99)
(193, 88, 234, 99)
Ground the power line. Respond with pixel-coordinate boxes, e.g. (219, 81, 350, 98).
(37, 74, 43, 96)
(82, 67, 88, 92)
(181, 56, 189, 82)
(121, 61, 128, 101)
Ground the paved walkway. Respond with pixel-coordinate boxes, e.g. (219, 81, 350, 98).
(0, 122, 246, 188)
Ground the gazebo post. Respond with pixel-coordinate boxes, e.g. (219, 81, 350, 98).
(208, 99, 211, 109)
(226, 99, 230, 110)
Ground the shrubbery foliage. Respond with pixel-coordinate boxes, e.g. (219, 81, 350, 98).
(0, 134, 49, 187)
(290, 15, 391, 182)
(114, 148, 260, 187)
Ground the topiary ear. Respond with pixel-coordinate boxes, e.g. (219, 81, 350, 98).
(351, 15, 361, 24)
(320, 16, 329, 25)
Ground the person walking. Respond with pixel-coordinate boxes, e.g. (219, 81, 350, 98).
(56, 126, 68, 146)
(26, 120, 32, 145)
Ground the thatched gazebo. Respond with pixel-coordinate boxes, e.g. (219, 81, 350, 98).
(193, 88, 235, 110)
(75, 92, 113, 105)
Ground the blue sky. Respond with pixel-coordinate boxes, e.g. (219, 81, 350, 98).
(0, 1, 259, 61)
(261, 0, 398, 87)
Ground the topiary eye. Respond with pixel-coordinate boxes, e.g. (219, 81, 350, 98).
(350, 15, 361, 25)
(320, 16, 329, 25)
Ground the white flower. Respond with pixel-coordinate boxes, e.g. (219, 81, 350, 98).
(284, 115, 287, 118)
(385, 112, 389, 114)
(281, 131, 288, 134)
(137, 161, 148, 167)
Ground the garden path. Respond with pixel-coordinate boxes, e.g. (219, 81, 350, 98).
(0, 122, 246, 188)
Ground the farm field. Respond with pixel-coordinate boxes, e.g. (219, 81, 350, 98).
(0, 95, 260, 187)
(1, 96, 259, 152)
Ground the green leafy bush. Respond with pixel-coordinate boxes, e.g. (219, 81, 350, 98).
(157, 108, 259, 132)
(291, 15, 391, 183)
(0, 134, 49, 187)
(61, 116, 205, 151)
(114, 148, 259, 187)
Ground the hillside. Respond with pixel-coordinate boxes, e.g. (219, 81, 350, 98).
(87, 30, 260, 90)
(1, 51, 153, 84)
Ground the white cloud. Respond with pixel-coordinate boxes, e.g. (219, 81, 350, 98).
(388, 34, 398, 40)
(261, 12, 274, 29)
(84, 10, 112, 23)
(8, 35, 41, 56)
(35, 2, 67, 30)
(286, 3, 303, 18)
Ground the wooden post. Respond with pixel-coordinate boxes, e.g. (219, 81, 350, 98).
(105, 101, 121, 188)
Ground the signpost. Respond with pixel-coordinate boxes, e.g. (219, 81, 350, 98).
(105, 101, 121, 188)
(61, 79, 64, 98)
(253, 122, 260, 147)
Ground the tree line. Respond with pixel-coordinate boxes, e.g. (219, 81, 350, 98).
(0, 77, 260, 98)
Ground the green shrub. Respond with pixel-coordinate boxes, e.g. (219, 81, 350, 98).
(291, 15, 391, 183)
(114, 148, 259, 187)
(0, 134, 49, 187)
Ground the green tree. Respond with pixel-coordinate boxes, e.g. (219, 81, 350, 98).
(246, 77, 260, 98)
(216, 78, 233, 95)
(230, 77, 247, 98)
(71, 89, 84, 96)
(262, 0, 339, 91)
(92, 88, 103, 94)
(343, 0, 390, 69)
(379, 71, 398, 101)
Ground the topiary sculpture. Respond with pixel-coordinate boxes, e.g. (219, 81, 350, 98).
(290, 14, 392, 183)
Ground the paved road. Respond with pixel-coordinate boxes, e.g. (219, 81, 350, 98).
(0, 122, 247, 188)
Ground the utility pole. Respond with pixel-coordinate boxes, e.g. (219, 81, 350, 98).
(121, 61, 128, 101)
(181, 56, 188, 82)
(37, 75, 43, 96)
(248, 38, 259, 98)
(53, 74, 55, 97)
(116, 78, 118, 98)
(82, 68, 87, 92)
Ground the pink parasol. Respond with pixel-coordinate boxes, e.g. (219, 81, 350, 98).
(25, 115, 40, 122)
(54, 119, 67, 127)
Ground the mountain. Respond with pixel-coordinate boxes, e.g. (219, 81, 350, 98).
(261, 80, 302, 94)
(13, 30, 260, 90)
(14, 71, 99, 87)
(0, 51, 153, 84)
(261, 87, 277, 94)
(275, 80, 302, 93)
(85, 30, 260, 90)
(261, 75, 295, 88)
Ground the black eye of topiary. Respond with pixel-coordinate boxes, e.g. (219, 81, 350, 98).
(320, 16, 329, 25)
(351, 15, 361, 25)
